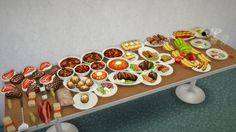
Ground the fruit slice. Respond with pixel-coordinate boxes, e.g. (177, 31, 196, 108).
(22, 66, 36, 77)
(1, 70, 15, 82)
(39, 74, 55, 85)
(21, 78, 36, 92)
(1, 84, 15, 93)
(181, 58, 194, 68)
(39, 62, 52, 71)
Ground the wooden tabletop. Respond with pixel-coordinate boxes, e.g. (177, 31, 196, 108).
(4, 37, 236, 131)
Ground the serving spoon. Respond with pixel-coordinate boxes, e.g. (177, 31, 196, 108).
(18, 98, 29, 131)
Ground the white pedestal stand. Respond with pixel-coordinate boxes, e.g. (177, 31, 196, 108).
(46, 122, 79, 132)
(175, 80, 206, 104)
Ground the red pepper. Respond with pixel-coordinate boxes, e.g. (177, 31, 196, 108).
(38, 100, 51, 124)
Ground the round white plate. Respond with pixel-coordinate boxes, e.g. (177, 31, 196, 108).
(108, 71, 143, 86)
(81, 51, 104, 64)
(190, 39, 211, 49)
(128, 60, 156, 74)
(141, 71, 162, 86)
(102, 47, 125, 60)
(122, 52, 139, 63)
(157, 53, 175, 65)
(106, 57, 130, 72)
(192, 64, 211, 73)
(206, 48, 229, 60)
(138, 46, 159, 62)
(73, 92, 98, 110)
(46, 123, 79, 132)
(144, 40, 167, 48)
(155, 63, 174, 76)
(63, 77, 98, 93)
(94, 81, 118, 97)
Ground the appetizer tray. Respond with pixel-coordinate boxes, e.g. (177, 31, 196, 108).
(2, 36, 236, 132)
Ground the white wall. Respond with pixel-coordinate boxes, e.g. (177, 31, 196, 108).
(0, 0, 236, 123)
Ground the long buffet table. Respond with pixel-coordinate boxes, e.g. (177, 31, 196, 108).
(4, 36, 236, 132)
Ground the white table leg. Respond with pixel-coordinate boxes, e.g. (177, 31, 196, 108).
(46, 122, 79, 132)
(175, 80, 206, 104)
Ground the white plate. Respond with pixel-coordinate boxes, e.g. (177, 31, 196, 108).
(81, 51, 104, 64)
(94, 81, 118, 97)
(138, 46, 159, 62)
(107, 57, 130, 72)
(192, 64, 211, 73)
(155, 63, 174, 76)
(63, 76, 98, 93)
(73, 92, 98, 110)
(190, 39, 211, 49)
(157, 53, 175, 65)
(122, 52, 139, 63)
(206, 48, 229, 60)
(128, 60, 156, 74)
(102, 47, 125, 59)
(141, 71, 162, 86)
(144, 40, 167, 48)
(58, 56, 81, 68)
(108, 71, 143, 86)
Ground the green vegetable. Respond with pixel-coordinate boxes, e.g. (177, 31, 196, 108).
(97, 87, 106, 95)
(29, 112, 37, 124)
(7, 99, 12, 109)
(50, 89, 55, 98)
(125, 80, 134, 84)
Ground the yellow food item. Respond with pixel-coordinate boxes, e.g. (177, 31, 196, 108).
(181, 58, 194, 68)
(123, 52, 135, 60)
(121, 40, 142, 51)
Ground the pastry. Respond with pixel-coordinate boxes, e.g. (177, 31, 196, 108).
(1, 69, 15, 82)
(146, 34, 168, 46)
(121, 40, 142, 51)
(10, 73, 24, 84)
(173, 31, 195, 39)
(67, 81, 75, 89)
(28, 92, 36, 107)
(85, 78, 94, 86)
(32, 70, 45, 80)
(81, 94, 89, 103)
(56, 88, 74, 107)
(71, 76, 80, 84)
(142, 50, 159, 61)
(77, 83, 90, 92)
(53, 103, 62, 118)
(123, 52, 135, 60)
(22, 66, 36, 77)
(2, 116, 16, 132)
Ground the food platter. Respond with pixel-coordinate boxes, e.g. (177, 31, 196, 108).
(190, 39, 211, 49)
(63, 76, 98, 93)
(155, 63, 174, 76)
(144, 34, 169, 47)
(73, 92, 98, 110)
(129, 60, 156, 74)
(94, 81, 118, 97)
(206, 48, 229, 60)
(108, 71, 143, 86)
(192, 63, 211, 73)
(141, 71, 162, 86)
(172, 30, 195, 40)
(157, 53, 175, 64)
(138, 46, 159, 62)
